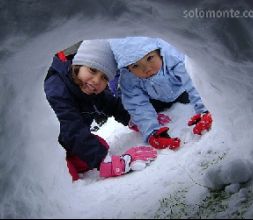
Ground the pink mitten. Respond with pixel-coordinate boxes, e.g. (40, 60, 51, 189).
(123, 146, 157, 162)
(99, 146, 157, 178)
(157, 113, 171, 125)
(99, 155, 125, 177)
(123, 146, 157, 172)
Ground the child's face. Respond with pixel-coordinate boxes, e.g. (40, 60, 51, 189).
(127, 50, 162, 79)
(75, 66, 108, 95)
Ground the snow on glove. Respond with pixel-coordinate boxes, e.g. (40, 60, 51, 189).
(99, 146, 157, 178)
(128, 113, 171, 132)
(188, 111, 213, 135)
(148, 127, 181, 150)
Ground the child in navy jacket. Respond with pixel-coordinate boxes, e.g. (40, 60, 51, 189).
(44, 40, 157, 181)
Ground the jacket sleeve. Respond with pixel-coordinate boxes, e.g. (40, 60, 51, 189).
(119, 69, 161, 141)
(44, 74, 108, 169)
(159, 38, 208, 114)
(171, 60, 208, 113)
(98, 88, 131, 126)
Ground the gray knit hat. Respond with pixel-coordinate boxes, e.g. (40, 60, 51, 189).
(72, 39, 117, 81)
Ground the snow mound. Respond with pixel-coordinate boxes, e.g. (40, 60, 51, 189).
(204, 159, 253, 191)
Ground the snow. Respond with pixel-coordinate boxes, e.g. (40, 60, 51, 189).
(0, 0, 253, 218)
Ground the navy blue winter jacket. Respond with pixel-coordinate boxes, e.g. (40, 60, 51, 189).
(44, 55, 130, 169)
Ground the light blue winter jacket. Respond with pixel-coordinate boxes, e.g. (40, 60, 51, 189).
(109, 37, 207, 142)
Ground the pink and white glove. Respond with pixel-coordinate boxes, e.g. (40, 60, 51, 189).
(128, 113, 171, 132)
(99, 146, 157, 178)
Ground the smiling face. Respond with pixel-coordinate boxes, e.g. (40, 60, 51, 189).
(72, 65, 108, 95)
(127, 49, 163, 79)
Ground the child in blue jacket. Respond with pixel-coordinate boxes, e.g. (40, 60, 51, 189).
(44, 39, 157, 181)
(109, 36, 213, 150)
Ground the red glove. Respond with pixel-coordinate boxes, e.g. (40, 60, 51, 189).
(148, 127, 181, 150)
(157, 113, 171, 125)
(128, 113, 171, 132)
(188, 112, 213, 135)
(128, 120, 140, 132)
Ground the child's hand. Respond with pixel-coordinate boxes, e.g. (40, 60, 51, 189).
(148, 127, 181, 150)
(128, 113, 171, 132)
(99, 146, 157, 178)
(188, 111, 213, 135)
(128, 120, 139, 132)
(157, 113, 171, 125)
(123, 146, 157, 172)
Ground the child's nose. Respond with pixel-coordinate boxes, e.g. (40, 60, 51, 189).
(143, 66, 152, 75)
(93, 74, 106, 86)
(92, 75, 101, 84)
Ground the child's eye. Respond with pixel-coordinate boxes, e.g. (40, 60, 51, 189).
(147, 55, 154, 62)
(89, 67, 98, 73)
(102, 74, 109, 82)
(130, 64, 139, 69)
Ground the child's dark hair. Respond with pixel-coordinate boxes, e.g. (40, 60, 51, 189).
(71, 65, 81, 76)
(155, 49, 161, 55)
(71, 65, 82, 85)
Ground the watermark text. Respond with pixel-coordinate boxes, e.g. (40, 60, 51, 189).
(183, 8, 253, 19)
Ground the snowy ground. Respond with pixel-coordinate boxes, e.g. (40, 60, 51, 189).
(0, 0, 253, 218)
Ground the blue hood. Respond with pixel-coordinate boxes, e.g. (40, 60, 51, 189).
(109, 37, 161, 68)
